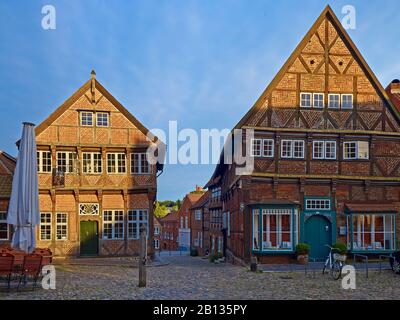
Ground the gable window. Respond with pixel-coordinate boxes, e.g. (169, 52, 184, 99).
(306, 199, 331, 210)
(37, 151, 52, 173)
(80, 112, 93, 126)
(300, 93, 312, 108)
(82, 152, 102, 173)
(128, 209, 148, 240)
(131, 153, 149, 174)
(56, 213, 68, 240)
(281, 140, 304, 159)
(40, 212, 52, 241)
(103, 210, 124, 240)
(263, 139, 274, 157)
(343, 141, 369, 160)
(0, 212, 9, 240)
(96, 112, 109, 127)
(313, 141, 336, 160)
(251, 139, 262, 157)
(107, 153, 126, 174)
(313, 93, 324, 108)
(195, 209, 202, 221)
(328, 94, 340, 109)
(341, 94, 353, 109)
(57, 152, 77, 173)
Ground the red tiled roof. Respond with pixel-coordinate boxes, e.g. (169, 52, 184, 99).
(191, 191, 210, 209)
(386, 83, 400, 112)
(160, 210, 179, 222)
(186, 192, 204, 205)
(344, 202, 398, 213)
(0, 151, 16, 198)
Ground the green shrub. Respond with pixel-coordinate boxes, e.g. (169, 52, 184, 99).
(209, 253, 223, 262)
(190, 247, 198, 257)
(296, 243, 310, 255)
(333, 242, 347, 255)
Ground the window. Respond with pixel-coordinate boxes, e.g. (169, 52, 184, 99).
(37, 151, 52, 173)
(263, 139, 274, 157)
(131, 153, 149, 174)
(195, 209, 202, 221)
(313, 93, 324, 108)
(328, 94, 340, 109)
(180, 217, 184, 229)
(211, 187, 221, 200)
(185, 216, 188, 229)
(300, 93, 312, 108)
(107, 153, 126, 174)
(57, 152, 77, 173)
(103, 210, 124, 240)
(343, 141, 369, 160)
(80, 112, 93, 126)
(128, 209, 148, 240)
(82, 152, 102, 173)
(251, 139, 262, 157)
(154, 239, 160, 249)
(96, 112, 109, 127)
(218, 236, 223, 253)
(0, 212, 8, 240)
(253, 208, 298, 251)
(56, 213, 68, 240)
(40, 213, 52, 241)
(154, 225, 160, 235)
(281, 140, 304, 159)
(313, 141, 336, 160)
(305, 199, 331, 210)
(349, 214, 395, 251)
(341, 94, 353, 109)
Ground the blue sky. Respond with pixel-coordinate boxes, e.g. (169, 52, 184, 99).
(0, 0, 399, 201)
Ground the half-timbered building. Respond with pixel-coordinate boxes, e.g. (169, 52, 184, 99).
(207, 6, 400, 264)
(32, 71, 164, 257)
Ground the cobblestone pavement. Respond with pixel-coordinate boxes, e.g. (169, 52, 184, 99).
(1, 255, 399, 300)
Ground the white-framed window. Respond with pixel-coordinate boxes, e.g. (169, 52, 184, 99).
(154, 225, 160, 235)
(154, 239, 160, 249)
(300, 93, 312, 108)
(343, 141, 369, 160)
(79, 203, 99, 215)
(185, 216, 188, 229)
(263, 139, 274, 157)
(195, 209, 202, 221)
(180, 217, 184, 229)
(103, 210, 124, 240)
(305, 199, 331, 210)
(281, 140, 304, 159)
(80, 111, 94, 126)
(313, 141, 337, 160)
(128, 209, 148, 240)
(96, 112, 109, 127)
(251, 139, 262, 157)
(313, 93, 324, 108)
(56, 213, 68, 240)
(56, 152, 77, 173)
(107, 153, 126, 174)
(82, 152, 102, 173)
(37, 151, 52, 173)
(131, 153, 149, 174)
(40, 212, 52, 241)
(341, 94, 353, 109)
(328, 94, 340, 109)
(0, 212, 9, 240)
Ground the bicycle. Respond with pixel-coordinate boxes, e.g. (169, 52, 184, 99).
(322, 245, 346, 280)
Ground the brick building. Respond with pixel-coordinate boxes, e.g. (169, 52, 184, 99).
(0, 151, 16, 246)
(160, 210, 179, 251)
(153, 216, 162, 251)
(32, 71, 164, 257)
(177, 187, 204, 251)
(206, 6, 400, 264)
(189, 191, 210, 256)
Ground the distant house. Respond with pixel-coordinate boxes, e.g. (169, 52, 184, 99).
(153, 216, 162, 251)
(386, 79, 400, 111)
(160, 210, 179, 251)
(190, 191, 210, 256)
(177, 186, 204, 251)
(0, 151, 16, 246)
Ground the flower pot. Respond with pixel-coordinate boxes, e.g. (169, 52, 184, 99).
(297, 254, 309, 265)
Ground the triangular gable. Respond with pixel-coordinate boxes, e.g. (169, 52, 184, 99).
(238, 5, 400, 129)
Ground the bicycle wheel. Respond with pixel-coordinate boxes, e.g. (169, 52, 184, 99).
(322, 258, 329, 274)
(331, 261, 342, 280)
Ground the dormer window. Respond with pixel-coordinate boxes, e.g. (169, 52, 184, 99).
(80, 112, 93, 126)
(300, 93, 312, 108)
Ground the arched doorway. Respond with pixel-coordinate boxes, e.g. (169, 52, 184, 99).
(305, 215, 332, 260)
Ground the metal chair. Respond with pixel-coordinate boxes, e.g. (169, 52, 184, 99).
(0, 253, 15, 291)
(17, 254, 43, 291)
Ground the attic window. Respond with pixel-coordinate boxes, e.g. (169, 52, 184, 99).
(80, 112, 93, 126)
(97, 112, 109, 127)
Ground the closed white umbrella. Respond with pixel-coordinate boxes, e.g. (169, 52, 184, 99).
(7, 122, 40, 253)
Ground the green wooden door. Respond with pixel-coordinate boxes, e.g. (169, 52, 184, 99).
(80, 221, 98, 256)
(305, 215, 331, 260)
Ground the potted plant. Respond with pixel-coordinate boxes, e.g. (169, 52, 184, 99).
(332, 242, 347, 262)
(296, 243, 310, 264)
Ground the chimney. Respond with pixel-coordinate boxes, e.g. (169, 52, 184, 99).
(195, 185, 203, 192)
(390, 79, 400, 94)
